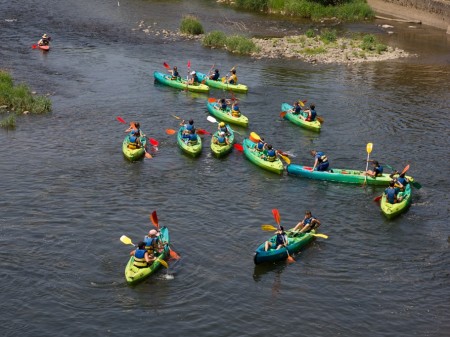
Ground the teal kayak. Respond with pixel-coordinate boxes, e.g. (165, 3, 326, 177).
(177, 127, 202, 157)
(124, 226, 170, 285)
(196, 72, 248, 93)
(281, 103, 321, 132)
(381, 184, 412, 219)
(210, 127, 235, 157)
(287, 164, 415, 186)
(242, 138, 284, 174)
(206, 101, 249, 127)
(153, 71, 209, 93)
(122, 133, 147, 161)
(254, 229, 316, 264)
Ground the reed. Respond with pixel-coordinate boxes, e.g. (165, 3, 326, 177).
(180, 15, 204, 35)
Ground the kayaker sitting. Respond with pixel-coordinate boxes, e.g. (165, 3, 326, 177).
(213, 131, 229, 146)
(38, 33, 51, 46)
(168, 66, 180, 80)
(292, 210, 321, 233)
(390, 171, 409, 190)
(130, 242, 156, 268)
(216, 98, 230, 111)
(209, 69, 220, 81)
(264, 226, 288, 251)
(218, 122, 231, 136)
(181, 119, 195, 135)
(384, 180, 401, 204)
(125, 121, 138, 133)
(291, 101, 302, 115)
(187, 129, 198, 145)
(227, 69, 238, 84)
(301, 104, 317, 122)
(254, 138, 267, 153)
(365, 160, 383, 178)
(231, 101, 241, 117)
(144, 229, 163, 257)
(311, 150, 329, 171)
(264, 144, 278, 162)
(188, 71, 199, 85)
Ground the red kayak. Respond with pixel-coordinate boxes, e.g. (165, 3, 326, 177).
(38, 45, 50, 51)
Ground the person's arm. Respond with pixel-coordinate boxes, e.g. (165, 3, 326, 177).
(129, 250, 135, 256)
(313, 158, 318, 170)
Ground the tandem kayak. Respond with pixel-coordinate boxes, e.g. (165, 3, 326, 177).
(287, 164, 415, 186)
(122, 133, 147, 161)
(124, 226, 170, 285)
(381, 184, 412, 219)
(177, 127, 202, 157)
(243, 138, 284, 174)
(254, 229, 316, 264)
(210, 127, 235, 158)
(196, 72, 248, 93)
(281, 103, 321, 132)
(153, 71, 209, 93)
(206, 101, 249, 127)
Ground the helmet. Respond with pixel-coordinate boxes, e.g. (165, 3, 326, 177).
(219, 122, 225, 127)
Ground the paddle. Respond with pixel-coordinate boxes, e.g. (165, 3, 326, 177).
(201, 64, 215, 84)
(208, 97, 217, 103)
(163, 62, 170, 70)
(32, 44, 38, 49)
(316, 116, 324, 123)
(206, 115, 242, 136)
(278, 152, 291, 164)
(116, 116, 155, 158)
(165, 129, 176, 135)
(196, 129, 211, 135)
(261, 224, 329, 239)
(120, 235, 135, 246)
(221, 65, 237, 83)
(271, 209, 295, 263)
(233, 143, 243, 152)
(148, 210, 180, 260)
(363, 143, 373, 187)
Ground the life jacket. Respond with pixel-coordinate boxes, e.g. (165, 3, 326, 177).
(256, 141, 265, 152)
(385, 187, 398, 204)
(304, 216, 316, 225)
(397, 176, 408, 186)
(217, 136, 226, 145)
(186, 124, 194, 132)
(144, 236, 158, 254)
(188, 134, 198, 145)
(173, 70, 179, 77)
(294, 105, 301, 114)
(192, 74, 199, 83)
(211, 73, 220, 81)
(275, 233, 287, 246)
(316, 152, 328, 163)
(219, 126, 228, 133)
(229, 74, 238, 84)
(307, 109, 316, 121)
(133, 249, 148, 268)
(267, 149, 276, 162)
(374, 165, 383, 176)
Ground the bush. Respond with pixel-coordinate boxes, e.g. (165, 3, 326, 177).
(180, 15, 204, 35)
(320, 28, 337, 44)
(202, 31, 227, 48)
(305, 29, 315, 38)
(0, 114, 16, 129)
(376, 43, 388, 54)
(225, 35, 260, 55)
(360, 34, 387, 52)
(235, 0, 269, 11)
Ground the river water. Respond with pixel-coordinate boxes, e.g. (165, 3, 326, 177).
(1, 0, 449, 336)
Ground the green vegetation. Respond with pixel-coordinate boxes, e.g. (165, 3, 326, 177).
(231, 0, 374, 21)
(320, 28, 337, 44)
(0, 70, 51, 128)
(358, 34, 388, 54)
(301, 46, 327, 55)
(180, 15, 204, 35)
(202, 32, 260, 55)
(305, 29, 315, 38)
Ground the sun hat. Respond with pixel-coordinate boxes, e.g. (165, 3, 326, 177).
(190, 71, 196, 75)
(149, 229, 158, 236)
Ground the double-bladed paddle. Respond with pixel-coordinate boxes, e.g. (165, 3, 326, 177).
(116, 116, 156, 158)
(271, 209, 295, 263)
(261, 224, 329, 239)
(149, 210, 180, 260)
(119, 235, 169, 269)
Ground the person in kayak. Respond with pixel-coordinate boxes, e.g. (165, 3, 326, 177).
(144, 229, 162, 257)
(181, 119, 195, 135)
(264, 226, 288, 251)
(254, 138, 267, 153)
(227, 69, 238, 84)
(168, 66, 180, 80)
(217, 122, 231, 136)
(291, 101, 302, 115)
(365, 160, 383, 178)
(216, 98, 230, 111)
(384, 181, 401, 204)
(127, 122, 142, 148)
(188, 71, 199, 85)
(125, 121, 138, 133)
(311, 150, 329, 171)
(264, 144, 278, 162)
(293, 210, 321, 233)
(130, 242, 156, 268)
(213, 131, 230, 146)
(231, 100, 241, 117)
(187, 129, 198, 145)
(390, 170, 409, 190)
(302, 104, 317, 121)
(38, 33, 51, 46)
(209, 69, 220, 81)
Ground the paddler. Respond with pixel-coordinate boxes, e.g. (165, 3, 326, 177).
(264, 144, 278, 162)
(227, 69, 238, 84)
(301, 103, 317, 122)
(293, 210, 321, 233)
(384, 180, 401, 204)
(291, 101, 302, 115)
(130, 242, 155, 268)
(38, 33, 51, 46)
(209, 69, 220, 81)
(144, 229, 163, 257)
(311, 150, 329, 171)
(365, 160, 383, 178)
(188, 70, 200, 85)
(264, 226, 288, 251)
(168, 66, 180, 80)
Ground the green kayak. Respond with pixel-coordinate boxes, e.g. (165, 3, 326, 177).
(381, 184, 412, 219)
(124, 226, 170, 285)
(196, 72, 248, 93)
(243, 138, 284, 174)
(281, 103, 321, 132)
(287, 164, 415, 186)
(177, 127, 202, 157)
(122, 133, 147, 161)
(254, 229, 316, 264)
(206, 101, 249, 127)
(153, 71, 209, 93)
(210, 127, 235, 157)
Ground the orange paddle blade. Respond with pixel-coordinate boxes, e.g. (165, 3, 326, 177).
(145, 152, 152, 159)
(287, 254, 295, 263)
(116, 116, 126, 124)
(401, 164, 410, 175)
(208, 97, 217, 103)
(163, 62, 170, 69)
(197, 129, 211, 135)
(165, 129, 176, 135)
(280, 111, 287, 118)
(169, 248, 180, 260)
(316, 116, 324, 123)
(150, 211, 159, 228)
(234, 143, 243, 152)
(272, 209, 280, 226)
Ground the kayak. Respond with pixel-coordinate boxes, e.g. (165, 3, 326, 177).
(177, 126, 202, 157)
(210, 127, 235, 157)
(381, 184, 412, 219)
(38, 44, 50, 51)
(124, 226, 170, 285)
(122, 133, 147, 161)
(196, 72, 248, 93)
(243, 138, 284, 174)
(281, 103, 321, 132)
(153, 71, 209, 93)
(254, 229, 316, 264)
(287, 164, 415, 186)
(206, 101, 249, 127)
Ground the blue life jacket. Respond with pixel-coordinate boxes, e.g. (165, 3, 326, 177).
(304, 216, 316, 225)
(267, 149, 276, 161)
(144, 237, 158, 252)
(186, 124, 194, 131)
(276, 233, 287, 246)
(193, 74, 199, 83)
(374, 165, 383, 176)
(397, 176, 407, 186)
(310, 109, 317, 121)
(385, 187, 398, 204)
(173, 70, 179, 77)
(316, 152, 328, 163)
(233, 105, 239, 111)
(189, 133, 198, 144)
(294, 105, 301, 114)
(257, 141, 265, 151)
(133, 249, 147, 268)
(129, 135, 137, 143)
(220, 126, 228, 133)
(217, 136, 226, 144)
(211, 72, 220, 80)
